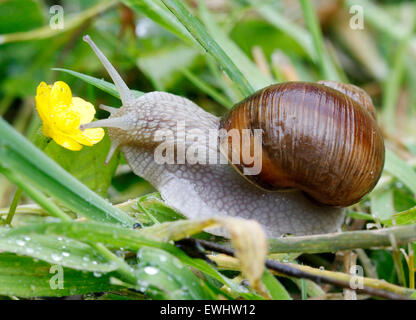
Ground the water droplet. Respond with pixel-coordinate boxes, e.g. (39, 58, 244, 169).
(51, 254, 62, 262)
(62, 252, 70, 257)
(144, 266, 159, 275)
(16, 240, 25, 246)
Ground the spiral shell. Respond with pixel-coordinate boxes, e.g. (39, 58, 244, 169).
(220, 81, 385, 207)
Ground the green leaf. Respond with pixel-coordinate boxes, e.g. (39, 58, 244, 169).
(261, 270, 291, 300)
(369, 250, 396, 283)
(0, 0, 43, 34)
(384, 149, 416, 196)
(383, 206, 416, 226)
(346, 211, 374, 221)
(138, 193, 185, 224)
(136, 247, 216, 299)
(0, 253, 117, 298)
(8, 221, 263, 299)
(53, 68, 144, 100)
(0, 117, 136, 226)
(44, 134, 119, 197)
(122, 0, 197, 47)
(371, 189, 394, 221)
(0, 229, 117, 272)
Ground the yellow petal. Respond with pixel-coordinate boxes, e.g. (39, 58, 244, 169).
(72, 128, 105, 146)
(35, 82, 51, 123)
(70, 97, 96, 124)
(52, 107, 81, 134)
(50, 81, 72, 111)
(83, 128, 105, 144)
(50, 130, 83, 151)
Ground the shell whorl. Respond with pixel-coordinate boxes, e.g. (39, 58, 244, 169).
(220, 82, 385, 207)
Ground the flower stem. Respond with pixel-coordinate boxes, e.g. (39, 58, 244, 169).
(5, 188, 22, 225)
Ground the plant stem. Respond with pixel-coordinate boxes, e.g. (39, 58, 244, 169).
(267, 225, 416, 254)
(181, 68, 233, 108)
(299, 0, 340, 81)
(408, 243, 415, 289)
(356, 248, 378, 279)
(5, 189, 22, 225)
(92, 243, 137, 285)
(0, 169, 71, 222)
(137, 196, 160, 225)
(390, 234, 407, 287)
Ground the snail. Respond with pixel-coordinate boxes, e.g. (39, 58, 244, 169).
(80, 35, 385, 237)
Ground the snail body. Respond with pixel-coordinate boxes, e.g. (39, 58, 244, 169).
(81, 36, 384, 237)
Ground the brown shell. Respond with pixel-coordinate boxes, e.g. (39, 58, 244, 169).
(219, 81, 385, 207)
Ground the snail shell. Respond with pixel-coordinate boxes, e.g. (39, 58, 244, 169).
(220, 81, 385, 207)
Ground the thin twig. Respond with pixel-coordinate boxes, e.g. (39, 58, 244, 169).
(196, 239, 411, 300)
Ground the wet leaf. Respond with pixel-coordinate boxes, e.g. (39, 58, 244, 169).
(0, 253, 117, 298)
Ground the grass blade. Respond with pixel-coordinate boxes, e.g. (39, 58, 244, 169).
(160, 0, 254, 97)
(384, 149, 416, 196)
(251, 1, 316, 60)
(198, 0, 273, 91)
(0, 253, 118, 298)
(299, 0, 340, 80)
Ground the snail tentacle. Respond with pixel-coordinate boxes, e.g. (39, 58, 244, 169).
(80, 116, 134, 131)
(83, 35, 135, 107)
(99, 104, 118, 114)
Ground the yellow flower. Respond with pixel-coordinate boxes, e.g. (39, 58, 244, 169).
(35, 81, 104, 151)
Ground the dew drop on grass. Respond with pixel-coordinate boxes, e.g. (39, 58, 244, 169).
(144, 266, 159, 275)
(16, 240, 25, 246)
(51, 254, 63, 262)
(62, 252, 70, 257)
